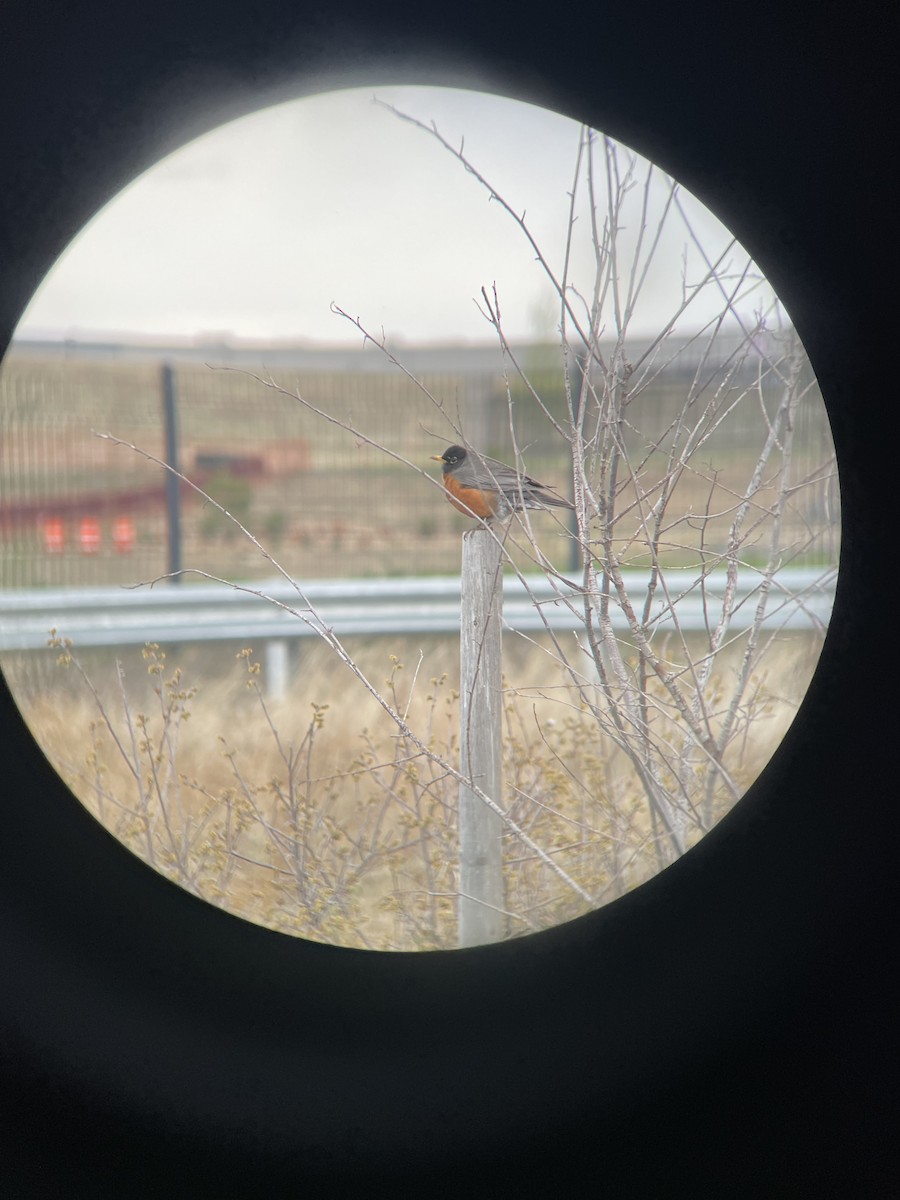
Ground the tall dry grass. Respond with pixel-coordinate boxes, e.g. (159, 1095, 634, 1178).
(5, 627, 824, 951)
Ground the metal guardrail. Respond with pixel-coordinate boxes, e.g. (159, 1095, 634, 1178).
(0, 567, 837, 654)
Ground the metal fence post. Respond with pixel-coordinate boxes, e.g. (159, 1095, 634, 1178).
(458, 528, 506, 947)
(161, 362, 182, 583)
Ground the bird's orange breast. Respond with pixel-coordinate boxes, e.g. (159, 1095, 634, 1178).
(442, 474, 499, 520)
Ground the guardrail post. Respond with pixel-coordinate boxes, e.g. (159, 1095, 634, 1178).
(265, 639, 289, 700)
(458, 528, 506, 947)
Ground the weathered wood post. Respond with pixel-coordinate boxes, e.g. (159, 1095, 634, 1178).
(458, 527, 506, 947)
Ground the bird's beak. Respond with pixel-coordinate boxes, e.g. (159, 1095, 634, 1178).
(430, 454, 443, 462)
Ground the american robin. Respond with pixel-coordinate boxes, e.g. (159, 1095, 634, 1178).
(431, 444, 574, 523)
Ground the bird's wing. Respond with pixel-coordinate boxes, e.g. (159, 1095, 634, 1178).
(476, 453, 571, 506)
(479, 454, 541, 488)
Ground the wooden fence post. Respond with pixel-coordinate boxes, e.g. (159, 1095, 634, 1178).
(458, 528, 506, 947)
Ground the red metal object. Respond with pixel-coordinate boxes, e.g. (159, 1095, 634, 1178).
(43, 517, 65, 554)
(79, 517, 101, 554)
(112, 515, 136, 553)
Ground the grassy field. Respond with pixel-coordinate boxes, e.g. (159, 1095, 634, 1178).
(3, 625, 826, 951)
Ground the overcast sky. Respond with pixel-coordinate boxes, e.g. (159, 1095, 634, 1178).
(15, 85, 779, 347)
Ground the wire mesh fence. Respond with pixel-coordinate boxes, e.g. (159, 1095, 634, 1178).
(0, 334, 838, 591)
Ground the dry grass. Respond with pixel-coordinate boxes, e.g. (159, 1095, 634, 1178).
(3, 626, 825, 951)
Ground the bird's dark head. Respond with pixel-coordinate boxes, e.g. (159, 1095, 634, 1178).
(431, 445, 468, 469)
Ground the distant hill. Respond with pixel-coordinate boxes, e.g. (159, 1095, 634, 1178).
(7, 327, 774, 375)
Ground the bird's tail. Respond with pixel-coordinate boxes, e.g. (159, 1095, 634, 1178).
(538, 492, 575, 510)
